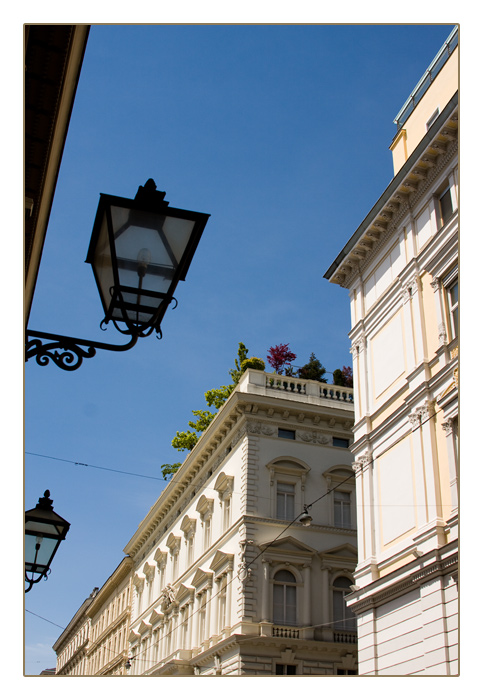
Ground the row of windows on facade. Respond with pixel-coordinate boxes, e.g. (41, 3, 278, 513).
(130, 574, 356, 674)
(279, 428, 350, 448)
(137, 486, 352, 616)
(276, 481, 351, 527)
(92, 586, 131, 641)
(56, 622, 89, 670)
(435, 175, 458, 341)
(90, 622, 129, 675)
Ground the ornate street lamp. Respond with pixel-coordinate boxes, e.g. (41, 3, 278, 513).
(26, 180, 210, 370)
(25, 490, 70, 593)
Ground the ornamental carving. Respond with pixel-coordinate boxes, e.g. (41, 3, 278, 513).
(438, 323, 448, 345)
(159, 583, 177, 610)
(299, 431, 330, 444)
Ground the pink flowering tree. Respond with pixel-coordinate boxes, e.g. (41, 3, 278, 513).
(267, 343, 297, 375)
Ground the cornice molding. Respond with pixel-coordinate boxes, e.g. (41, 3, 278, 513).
(329, 108, 458, 289)
(125, 388, 354, 559)
(348, 547, 458, 614)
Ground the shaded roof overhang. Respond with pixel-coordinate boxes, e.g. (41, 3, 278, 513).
(324, 91, 458, 287)
(24, 24, 90, 324)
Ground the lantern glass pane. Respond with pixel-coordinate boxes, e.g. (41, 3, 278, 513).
(25, 532, 58, 572)
(91, 210, 115, 313)
(107, 205, 197, 324)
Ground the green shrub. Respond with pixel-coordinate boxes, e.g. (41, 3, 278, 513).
(241, 357, 266, 373)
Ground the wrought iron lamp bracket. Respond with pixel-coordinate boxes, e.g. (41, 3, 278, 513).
(25, 329, 138, 371)
(25, 568, 51, 594)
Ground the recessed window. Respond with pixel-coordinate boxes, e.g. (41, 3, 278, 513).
(439, 186, 453, 228)
(278, 428, 296, 440)
(276, 664, 297, 675)
(333, 437, 349, 448)
(443, 267, 458, 340)
(273, 569, 297, 625)
(333, 576, 357, 631)
(334, 490, 351, 528)
(276, 482, 295, 520)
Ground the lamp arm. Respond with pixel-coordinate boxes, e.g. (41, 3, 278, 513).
(25, 330, 138, 371)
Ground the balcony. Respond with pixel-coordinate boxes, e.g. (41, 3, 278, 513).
(239, 370, 353, 407)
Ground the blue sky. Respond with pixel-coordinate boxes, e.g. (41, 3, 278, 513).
(23, 23, 456, 676)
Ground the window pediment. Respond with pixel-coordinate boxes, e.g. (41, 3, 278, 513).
(149, 608, 164, 626)
(209, 550, 234, 576)
(143, 562, 155, 580)
(318, 543, 358, 567)
(213, 472, 234, 498)
(166, 533, 181, 553)
(128, 629, 140, 644)
(266, 458, 310, 486)
(176, 583, 195, 603)
(196, 495, 214, 519)
(260, 536, 316, 565)
(154, 548, 167, 568)
(133, 573, 145, 591)
(138, 619, 152, 635)
(180, 515, 196, 536)
(190, 567, 213, 591)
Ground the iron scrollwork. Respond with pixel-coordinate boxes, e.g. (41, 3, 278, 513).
(25, 330, 138, 371)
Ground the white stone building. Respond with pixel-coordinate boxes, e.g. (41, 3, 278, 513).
(53, 587, 99, 675)
(324, 27, 458, 675)
(86, 557, 133, 675)
(123, 369, 357, 676)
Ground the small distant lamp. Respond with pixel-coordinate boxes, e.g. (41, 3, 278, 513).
(299, 505, 313, 527)
(25, 491, 70, 593)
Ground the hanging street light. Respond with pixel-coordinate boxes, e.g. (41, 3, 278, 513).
(26, 180, 210, 370)
(299, 505, 313, 527)
(25, 490, 71, 593)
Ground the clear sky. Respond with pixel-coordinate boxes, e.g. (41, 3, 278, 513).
(24, 22, 455, 677)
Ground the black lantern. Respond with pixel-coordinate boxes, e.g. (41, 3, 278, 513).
(26, 180, 210, 370)
(86, 179, 210, 338)
(25, 491, 70, 592)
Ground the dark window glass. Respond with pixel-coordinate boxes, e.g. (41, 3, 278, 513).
(333, 437, 349, 448)
(439, 187, 453, 226)
(278, 428, 295, 440)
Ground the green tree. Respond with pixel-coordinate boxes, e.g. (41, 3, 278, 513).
(298, 353, 327, 382)
(161, 343, 265, 478)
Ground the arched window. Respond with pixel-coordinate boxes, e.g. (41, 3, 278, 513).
(332, 576, 356, 630)
(273, 569, 297, 625)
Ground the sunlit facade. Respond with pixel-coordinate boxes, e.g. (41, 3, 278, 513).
(86, 557, 133, 675)
(325, 27, 458, 675)
(123, 370, 358, 676)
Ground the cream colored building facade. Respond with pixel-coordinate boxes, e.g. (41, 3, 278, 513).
(123, 370, 357, 676)
(53, 587, 99, 675)
(325, 27, 458, 675)
(86, 557, 133, 675)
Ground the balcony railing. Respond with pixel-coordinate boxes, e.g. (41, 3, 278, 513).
(333, 630, 357, 644)
(266, 376, 353, 403)
(272, 626, 300, 639)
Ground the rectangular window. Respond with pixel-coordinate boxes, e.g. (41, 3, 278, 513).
(443, 267, 458, 340)
(223, 497, 231, 530)
(276, 664, 297, 675)
(438, 185, 454, 228)
(278, 428, 295, 440)
(187, 537, 194, 567)
(334, 490, 351, 528)
(333, 437, 349, 448)
(276, 482, 295, 520)
(204, 518, 212, 549)
(447, 279, 458, 338)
